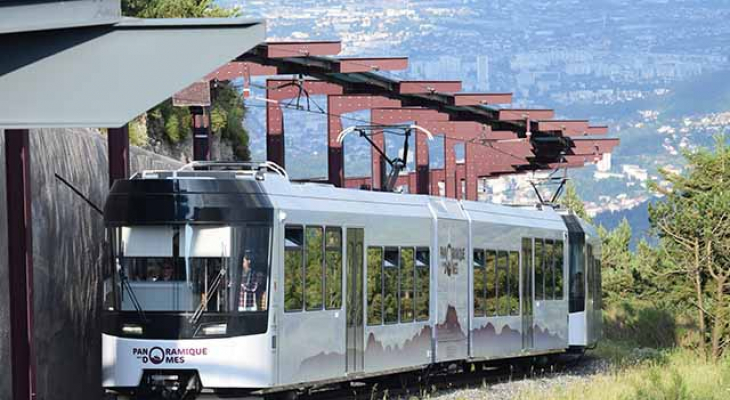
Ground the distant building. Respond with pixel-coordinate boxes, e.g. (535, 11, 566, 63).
(596, 152, 612, 172)
(476, 55, 490, 90)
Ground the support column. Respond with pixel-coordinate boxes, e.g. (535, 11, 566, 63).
(108, 125, 130, 187)
(327, 96, 344, 187)
(190, 106, 211, 161)
(370, 131, 385, 190)
(415, 125, 430, 195)
(5, 129, 36, 400)
(444, 137, 457, 198)
(266, 98, 285, 168)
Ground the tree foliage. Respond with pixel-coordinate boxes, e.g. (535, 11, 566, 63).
(647, 136, 730, 361)
(121, 0, 250, 160)
(560, 181, 592, 222)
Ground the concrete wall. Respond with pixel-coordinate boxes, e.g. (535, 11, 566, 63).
(0, 128, 181, 400)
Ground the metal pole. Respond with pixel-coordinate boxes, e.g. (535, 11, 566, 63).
(108, 125, 130, 187)
(5, 128, 36, 400)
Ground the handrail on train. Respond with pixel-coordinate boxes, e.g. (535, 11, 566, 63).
(131, 161, 289, 180)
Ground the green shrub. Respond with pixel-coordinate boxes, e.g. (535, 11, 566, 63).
(604, 300, 677, 349)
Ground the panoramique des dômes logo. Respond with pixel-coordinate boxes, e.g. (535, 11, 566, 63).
(132, 346, 209, 365)
(440, 244, 465, 277)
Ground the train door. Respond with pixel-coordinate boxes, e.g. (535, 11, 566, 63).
(521, 238, 534, 350)
(435, 219, 469, 362)
(346, 228, 365, 374)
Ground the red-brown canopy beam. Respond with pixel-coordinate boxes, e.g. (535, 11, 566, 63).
(453, 93, 513, 106)
(499, 109, 555, 121)
(398, 81, 463, 94)
(266, 41, 342, 58)
(335, 57, 409, 73)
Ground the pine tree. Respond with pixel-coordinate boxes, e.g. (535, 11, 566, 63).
(559, 181, 592, 222)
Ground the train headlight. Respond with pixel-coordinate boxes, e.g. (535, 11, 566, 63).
(122, 324, 144, 335)
(201, 323, 227, 336)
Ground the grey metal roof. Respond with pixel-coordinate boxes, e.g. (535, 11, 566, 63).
(0, 0, 122, 35)
(0, 17, 266, 129)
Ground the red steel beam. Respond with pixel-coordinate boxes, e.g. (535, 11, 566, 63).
(398, 81, 463, 94)
(452, 93, 513, 106)
(499, 109, 555, 121)
(5, 129, 37, 400)
(536, 120, 590, 136)
(266, 41, 343, 58)
(586, 126, 609, 135)
(328, 95, 401, 187)
(571, 138, 620, 155)
(335, 57, 409, 73)
(108, 125, 130, 187)
(205, 61, 278, 81)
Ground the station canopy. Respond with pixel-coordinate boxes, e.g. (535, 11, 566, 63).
(0, 1, 265, 129)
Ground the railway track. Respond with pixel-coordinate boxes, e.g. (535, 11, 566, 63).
(295, 352, 590, 400)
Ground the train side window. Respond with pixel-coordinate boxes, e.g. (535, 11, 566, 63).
(473, 249, 486, 317)
(415, 248, 430, 321)
(367, 247, 383, 325)
(305, 227, 324, 311)
(544, 240, 554, 300)
(284, 226, 304, 312)
(485, 250, 497, 316)
(325, 227, 343, 310)
(535, 239, 544, 301)
(383, 248, 400, 324)
(400, 247, 416, 323)
(554, 240, 564, 300)
(497, 251, 509, 316)
(509, 251, 520, 316)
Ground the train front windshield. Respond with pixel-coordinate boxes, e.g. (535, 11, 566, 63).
(103, 225, 271, 339)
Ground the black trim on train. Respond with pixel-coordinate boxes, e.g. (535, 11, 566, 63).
(102, 311, 268, 340)
(104, 178, 274, 226)
(561, 215, 586, 313)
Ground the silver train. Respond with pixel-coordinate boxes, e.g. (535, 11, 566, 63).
(101, 162, 602, 399)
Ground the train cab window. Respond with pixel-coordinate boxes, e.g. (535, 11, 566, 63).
(367, 247, 383, 325)
(586, 245, 594, 303)
(284, 226, 304, 312)
(497, 251, 509, 316)
(305, 227, 325, 311)
(383, 248, 400, 324)
(569, 238, 586, 313)
(473, 249, 486, 317)
(415, 248, 430, 321)
(544, 240, 554, 300)
(400, 248, 416, 323)
(534, 239, 544, 301)
(485, 250, 497, 316)
(325, 228, 343, 310)
(509, 251, 520, 316)
(595, 259, 602, 311)
(554, 240, 564, 300)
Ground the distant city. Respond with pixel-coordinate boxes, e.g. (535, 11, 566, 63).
(220, 0, 730, 222)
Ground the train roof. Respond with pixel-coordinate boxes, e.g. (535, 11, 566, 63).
(120, 162, 572, 232)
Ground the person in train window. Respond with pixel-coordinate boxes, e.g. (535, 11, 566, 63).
(146, 265, 161, 282)
(238, 252, 265, 311)
(161, 261, 175, 281)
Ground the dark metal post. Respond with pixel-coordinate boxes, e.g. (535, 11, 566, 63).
(5, 129, 37, 400)
(191, 106, 211, 161)
(108, 125, 130, 187)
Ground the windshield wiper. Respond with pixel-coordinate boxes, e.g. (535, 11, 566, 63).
(119, 268, 147, 323)
(189, 267, 227, 326)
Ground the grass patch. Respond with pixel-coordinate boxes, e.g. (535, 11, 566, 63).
(520, 344, 730, 400)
